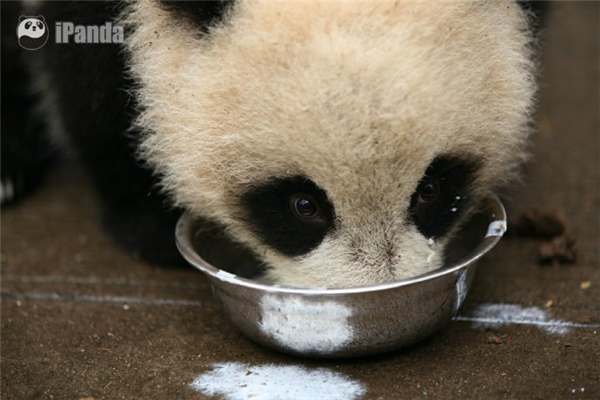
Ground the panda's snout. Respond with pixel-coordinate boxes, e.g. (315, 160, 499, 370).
(351, 238, 400, 266)
(32, 26, 37, 31)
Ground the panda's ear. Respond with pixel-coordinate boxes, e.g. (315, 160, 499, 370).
(19, 15, 27, 22)
(158, 0, 234, 33)
(37, 15, 45, 21)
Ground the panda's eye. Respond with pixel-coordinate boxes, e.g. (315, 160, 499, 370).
(290, 194, 321, 221)
(37, 22, 44, 29)
(415, 179, 439, 206)
(25, 22, 32, 29)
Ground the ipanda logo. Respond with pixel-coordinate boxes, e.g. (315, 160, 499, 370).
(17, 15, 123, 50)
(17, 15, 49, 50)
(55, 22, 124, 44)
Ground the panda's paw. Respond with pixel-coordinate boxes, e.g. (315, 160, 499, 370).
(0, 174, 24, 206)
(0, 166, 47, 207)
(0, 177, 15, 204)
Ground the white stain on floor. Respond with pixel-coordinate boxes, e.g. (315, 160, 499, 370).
(259, 295, 353, 354)
(190, 362, 366, 400)
(456, 303, 600, 335)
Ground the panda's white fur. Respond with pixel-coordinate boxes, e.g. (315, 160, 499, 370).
(123, 0, 535, 288)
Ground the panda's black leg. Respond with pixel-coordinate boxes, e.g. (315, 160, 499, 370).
(0, 81, 56, 206)
(26, 1, 187, 267)
(518, 0, 548, 37)
(1, 1, 56, 206)
(98, 186, 187, 267)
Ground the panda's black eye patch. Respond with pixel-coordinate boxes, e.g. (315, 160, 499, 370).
(25, 21, 32, 29)
(158, 0, 235, 34)
(409, 155, 480, 239)
(240, 176, 336, 257)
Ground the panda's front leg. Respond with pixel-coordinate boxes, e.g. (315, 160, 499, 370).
(0, 85, 56, 206)
(1, 1, 57, 206)
(6, 0, 187, 268)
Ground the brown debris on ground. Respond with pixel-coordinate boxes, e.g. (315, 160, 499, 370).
(487, 335, 504, 345)
(486, 334, 513, 346)
(513, 209, 568, 238)
(539, 234, 578, 265)
(509, 209, 578, 266)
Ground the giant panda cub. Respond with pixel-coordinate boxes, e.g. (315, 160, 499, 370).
(2, 1, 537, 288)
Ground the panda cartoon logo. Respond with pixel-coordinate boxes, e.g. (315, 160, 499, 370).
(17, 15, 49, 51)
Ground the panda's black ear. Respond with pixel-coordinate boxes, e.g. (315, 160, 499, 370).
(159, 0, 234, 33)
(37, 15, 45, 21)
(19, 15, 27, 22)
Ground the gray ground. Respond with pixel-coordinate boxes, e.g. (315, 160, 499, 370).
(2, 2, 599, 399)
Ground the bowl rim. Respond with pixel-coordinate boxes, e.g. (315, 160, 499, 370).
(175, 195, 506, 295)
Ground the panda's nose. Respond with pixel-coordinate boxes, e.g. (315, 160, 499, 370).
(32, 26, 37, 31)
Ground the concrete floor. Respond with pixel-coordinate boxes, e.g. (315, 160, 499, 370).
(2, 2, 599, 399)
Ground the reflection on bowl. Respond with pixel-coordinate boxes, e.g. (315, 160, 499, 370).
(176, 196, 506, 358)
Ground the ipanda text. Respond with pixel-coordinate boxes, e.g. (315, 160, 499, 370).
(55, 22, 124, 44)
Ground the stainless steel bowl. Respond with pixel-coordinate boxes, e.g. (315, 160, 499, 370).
(176, 196, 506, 358)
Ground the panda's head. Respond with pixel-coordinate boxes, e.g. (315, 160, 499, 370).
(124, 1, 535, 287)
(17, 15, 49, 50)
